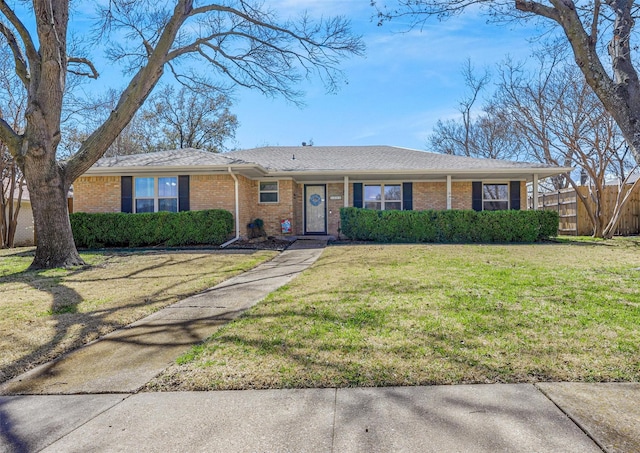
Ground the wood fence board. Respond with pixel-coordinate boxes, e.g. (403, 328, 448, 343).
(533, 185, 640, 236)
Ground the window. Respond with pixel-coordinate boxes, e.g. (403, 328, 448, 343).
(483, 184, 509, 211)
(259, 181, 278, 203)
(364, 184, 402, 210)
(134, 177, 178, 213)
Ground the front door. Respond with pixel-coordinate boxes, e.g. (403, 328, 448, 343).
(305, 185, 327, 234)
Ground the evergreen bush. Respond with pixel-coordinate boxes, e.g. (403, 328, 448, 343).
(340, 208, 558, 243)
(70, 210, 234, 248)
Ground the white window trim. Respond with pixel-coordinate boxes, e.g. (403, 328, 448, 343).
(134, 176, 179, 213)
(363, 183, 403, 211)
(259, 180, 279, 204)
(482, 182, 510, 211)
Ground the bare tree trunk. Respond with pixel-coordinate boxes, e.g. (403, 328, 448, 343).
(23, 151, 82, 269)
(1, 157, 23, 248)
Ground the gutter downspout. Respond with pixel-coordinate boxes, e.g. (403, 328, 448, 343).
(220, 167, 241, 248)
(533, 173, 539, 210)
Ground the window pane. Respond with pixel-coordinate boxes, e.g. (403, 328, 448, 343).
(484, 201, 509, 211)
(135, 178, 154, 198)
(260, 182, 278, 192)
(136, 199, 154, 213)
(365, 185, 381, 202)
(385, 202, 402, 210)
(158, 177, 177, 197)
(159, 198, 178, 212)
(260, 192, 278, 203)
(385, 185, 401, 201)
(364, 201, 381, 210)
(483, 184, 508, 200)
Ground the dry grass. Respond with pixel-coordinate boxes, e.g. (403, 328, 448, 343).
(148, 238, 640, 391)
(0, 248, 277, 383)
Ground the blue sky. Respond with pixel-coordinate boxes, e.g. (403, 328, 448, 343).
(228, 1, 542, 151)
(13, 1, 543, 152)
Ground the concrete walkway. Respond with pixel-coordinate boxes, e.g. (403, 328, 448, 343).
(1, 239, 639, 452)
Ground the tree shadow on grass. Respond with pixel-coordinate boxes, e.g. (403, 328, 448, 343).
(0, 253, 239, 385)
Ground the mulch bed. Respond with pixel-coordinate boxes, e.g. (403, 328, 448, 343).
(227, 237, 294, 251)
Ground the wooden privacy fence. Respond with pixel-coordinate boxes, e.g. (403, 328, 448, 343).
(529, 185, 640, 236)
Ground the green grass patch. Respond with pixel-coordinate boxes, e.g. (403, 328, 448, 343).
(149, 237, 640, 390)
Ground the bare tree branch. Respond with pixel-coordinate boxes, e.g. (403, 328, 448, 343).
(67, 57, 100, 79)
(0, 1, 39, 67)
(514, 0, 560, 21)
(0, 22, 29, 86)
(65, 0, 193, 180)
(384, 0, 640, 165)
(0, 117, 21, 156)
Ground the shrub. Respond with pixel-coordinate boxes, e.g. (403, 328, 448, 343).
(340, 207, 558, 243)
(70, 210, 234, 249)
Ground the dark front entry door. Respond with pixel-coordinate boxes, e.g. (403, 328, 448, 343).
(304, 185, 327, 234)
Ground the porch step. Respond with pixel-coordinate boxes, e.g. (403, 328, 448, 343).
(294, 235, 336, 241)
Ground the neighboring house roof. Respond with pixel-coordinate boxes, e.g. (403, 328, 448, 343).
(84, 146, 571, 182)
(605, 172, 640, 186)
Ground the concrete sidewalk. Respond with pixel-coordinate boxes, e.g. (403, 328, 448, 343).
(2, 383, 639, 452)
(1, 239, 639, 452)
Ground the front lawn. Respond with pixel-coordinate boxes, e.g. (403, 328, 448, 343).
(0, 248, 277, 383)
(148, 238, 640, 390)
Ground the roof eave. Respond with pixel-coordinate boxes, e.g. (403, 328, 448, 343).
(83, 163, 269, 176)
(265, 167, 573, 178)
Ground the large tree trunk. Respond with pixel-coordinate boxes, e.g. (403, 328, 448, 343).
(23, 150, 83, 269)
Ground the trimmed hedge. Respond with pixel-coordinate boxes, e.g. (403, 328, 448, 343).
(340, 207, 559, 243)
(70, 210, 234, 249)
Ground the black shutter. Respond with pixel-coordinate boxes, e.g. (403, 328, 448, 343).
(472, 181, 482, 212)
(353, 183, 363, 208)
(121, 176, 132, 213)
(178, 175, 190, 211)
(510, 181, 521, 210)
(402, 182, 413, 210)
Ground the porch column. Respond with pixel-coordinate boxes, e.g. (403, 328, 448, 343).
(533, 174, 539, 210)
(344, 176, 349, 207)
(446, 175, 452, 210)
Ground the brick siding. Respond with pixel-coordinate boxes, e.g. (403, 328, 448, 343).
(75, 175, 527, 238)
(74, 176, 121, 213)
(250, 179, 296, 237)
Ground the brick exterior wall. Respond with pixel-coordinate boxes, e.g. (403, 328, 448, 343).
(327, 183, 345, 237)
(74, 175, 529, 239)
(451, 182, 473, 210)
(293, 183, 303, 235)
(190, 175, 235, 211)
(520, 182, 528, 210)
(74, 176, 121, 213)
(413, 182, 447, 210)
(250, 179, 296, 237)
(236, 175, 254, 236)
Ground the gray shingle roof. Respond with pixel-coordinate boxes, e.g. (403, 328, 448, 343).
(87, 146, 564, 181)
(226, 146, 555, 172)
(93, 148, 246, 168)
